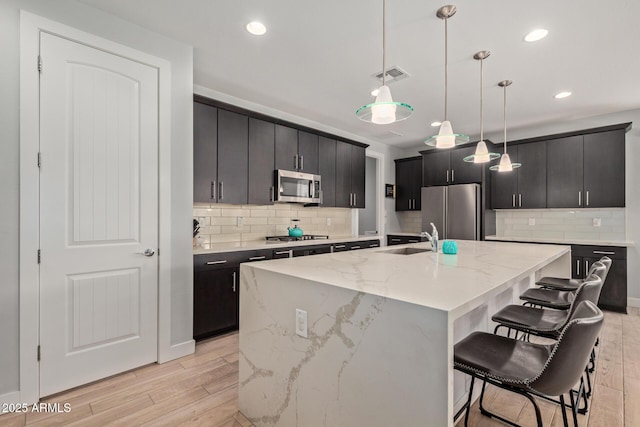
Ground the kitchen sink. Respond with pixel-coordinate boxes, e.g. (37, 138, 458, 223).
(377, 247, 432, 255)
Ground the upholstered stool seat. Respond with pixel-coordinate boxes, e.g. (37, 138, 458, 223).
(520, 287, 575, 309)
(491, 305, 567, 339)
(536, 257, 611, 292)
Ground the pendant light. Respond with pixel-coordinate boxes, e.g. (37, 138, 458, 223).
(463, 51, 500, 163)
(356, 0, 413, 124)
(425, 5, 469, 148)
(490, 80, 522, 172)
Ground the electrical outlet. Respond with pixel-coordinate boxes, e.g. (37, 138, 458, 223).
(295, 309, 308, 338)
(198, 216, 207, 225)
(528, 218, 536, 226)
(326, 218, 332, 226)
(237, 216, 243, 227)
(593, 217, 602, 227)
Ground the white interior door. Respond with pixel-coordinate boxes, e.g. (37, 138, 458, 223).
(39, 32, 159, 397)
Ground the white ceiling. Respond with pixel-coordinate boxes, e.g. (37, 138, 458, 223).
(79, 0, 640, 148)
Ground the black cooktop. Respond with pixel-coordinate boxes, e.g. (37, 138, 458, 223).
(265, 235, 329, 242)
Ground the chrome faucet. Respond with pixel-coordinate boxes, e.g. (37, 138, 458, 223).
(420, 222, 439, 252)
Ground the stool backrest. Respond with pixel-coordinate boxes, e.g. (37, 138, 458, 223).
(565, 271, 603, 321)
(528, 300, 603, 396)
(595, 256, 612, 285)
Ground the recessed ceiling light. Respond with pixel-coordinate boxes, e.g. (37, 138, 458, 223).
(430, 121, 442, 127)
(524, 29, 548, 42)
(554, 91, 572, 99)
(246, 21, 267, 36)
(370, 89, 379, 97)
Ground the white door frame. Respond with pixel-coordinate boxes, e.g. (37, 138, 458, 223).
(19, 11, 175, 403)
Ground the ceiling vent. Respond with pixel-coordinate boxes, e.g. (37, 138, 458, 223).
(372, 66, 411, 84)
(377, 131, 404, 139)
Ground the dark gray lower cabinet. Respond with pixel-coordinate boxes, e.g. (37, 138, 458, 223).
(387, 234, 427, 246)
(571, 245, 627, 313)
(193, 267, 238, 340)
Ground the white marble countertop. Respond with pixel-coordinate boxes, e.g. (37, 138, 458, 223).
(242, 240, 569, 318)
(193, 235, 381, 255)
(485, 235, 635, 247)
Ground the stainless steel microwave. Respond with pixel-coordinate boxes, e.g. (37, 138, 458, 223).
(274, 170, 322, 204)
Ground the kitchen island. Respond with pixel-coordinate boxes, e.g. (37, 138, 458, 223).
(238, 240, 570, 427)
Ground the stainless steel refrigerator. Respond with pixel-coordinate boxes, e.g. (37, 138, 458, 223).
(421, 184, 481, 240)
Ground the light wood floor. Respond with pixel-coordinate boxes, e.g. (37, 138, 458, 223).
(0, 307, 637, 427)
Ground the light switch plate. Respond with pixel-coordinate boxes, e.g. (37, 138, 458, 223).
(528, 218, 536, 226)
(237, 216, 243, 227)
(295, 309, 308, 338)
(593, 218, 602, 227)
(326, 218, 332, 226)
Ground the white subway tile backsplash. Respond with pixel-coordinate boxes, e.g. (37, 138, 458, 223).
(194, 203, 352, 245)
(495, 208, 626, 242)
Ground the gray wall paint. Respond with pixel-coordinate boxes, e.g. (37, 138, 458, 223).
(359, 156, 378, 234)
(0, 0, 193, 396)
(402, 109, 640, 300)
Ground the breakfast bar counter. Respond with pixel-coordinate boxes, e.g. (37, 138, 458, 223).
(238, 241, 570, 427)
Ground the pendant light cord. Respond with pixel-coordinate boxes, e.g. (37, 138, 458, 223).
(444, 16, 448, 121)
(382, 0, 386, 87)
(503, 83, 508, 154)
(480, 58, 483, 141)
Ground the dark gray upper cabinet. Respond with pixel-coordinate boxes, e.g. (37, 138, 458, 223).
(517, 142, 547, 208)
(422, 146, 482, 187)
(274, 126, 319, 174)
(193, 102, 218, 203)
(248, 118, 275, 205)
(297, 131, 319, 174)
(395, 157, 422, 211)
(583, 130, 625, 208)
(491, 149, 518, 209)
(422, 150, 450, 186)
(318, 137, 336, 207)
(217, 109, 248, 205)
(335, 141, 366, 208)
(490, 143, 547, 209)
(547, 135, 583, 208)
(450, 146, 483, 184)
(275, 125, 298, 171)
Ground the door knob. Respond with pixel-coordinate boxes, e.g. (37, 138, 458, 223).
(138, 249, 155, 257)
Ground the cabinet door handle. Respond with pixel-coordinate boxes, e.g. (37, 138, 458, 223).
(576, 259, 580, 276)
(408, 200, 411, 210)
(391, 238, 401, 242)
(270, 186, 275, 202)
(300, 155, 304, 171)
(206, 260, 227, 265)
(519, 194, 522, 207)
(211, 181, 216, 200)
(408, 239, 419, 243)
(294, 154, 298, 170)
(232, 271, 237, 292)
(219, 181, 224, 200)
(586, 190, 589, 206)
(593, 250, 615, 255)
(248, 256, 266, 261)
(350, 245, 361, 249)
(512, 194, 516, 208)
(578, 191, 581, 207)
(369, 243, 379, 247)
(274, 250, 291, 256)
(334, 244, 346, 249)
(585, 260, 589, 275)
(354, 193, 357, 206)
(446, 170, 450, 183)
(451, 169, 455, 182)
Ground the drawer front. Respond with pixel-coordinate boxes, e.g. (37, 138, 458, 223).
(571, 245, 626, 260)
(272, 248, 293, 259)
(387, 235, 426, 246)
(195, 253, 242, 272)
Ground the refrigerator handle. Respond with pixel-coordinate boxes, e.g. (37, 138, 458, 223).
(451, 169, 455, 182)
(446, 170, 449, 183)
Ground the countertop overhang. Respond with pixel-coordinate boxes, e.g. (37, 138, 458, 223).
(193, 235, 381, 255)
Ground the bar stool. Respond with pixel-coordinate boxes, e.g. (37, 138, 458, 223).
(519, 262, 608, 310)
(491, 275, 603, 413)
(536, 256, 611, 292)
(454, 300, 603, 427)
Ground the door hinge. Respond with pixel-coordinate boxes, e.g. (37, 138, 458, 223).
(37, 249, 41, 264)
(37, 345, 41, 362)
(37, 152, 41, 168)
(37, 55, 42, 73)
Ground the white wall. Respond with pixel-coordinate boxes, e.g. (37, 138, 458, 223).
(0, 0, 193, 396)
(401, 109, 640, 300)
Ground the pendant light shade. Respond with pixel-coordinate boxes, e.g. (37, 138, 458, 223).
(356, 0, 413, 124)
(425, 5, 469, 148)
(490, 80, 521, 172)
(464, 51, 500, 163)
